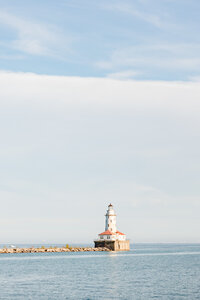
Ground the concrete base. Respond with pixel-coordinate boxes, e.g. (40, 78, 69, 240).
(94, 240, 130, 251)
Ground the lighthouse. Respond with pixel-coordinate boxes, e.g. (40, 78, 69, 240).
(94, 204, 130, 251)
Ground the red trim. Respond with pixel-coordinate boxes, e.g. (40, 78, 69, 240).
(116, 230, 125, 235)
(99, 230, 114, 235)
(99, 230, 126, 235)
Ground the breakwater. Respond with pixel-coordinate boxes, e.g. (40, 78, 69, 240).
(0, 246, 110, 254)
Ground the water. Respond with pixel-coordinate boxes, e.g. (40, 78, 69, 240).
(0, 244, 200, 299)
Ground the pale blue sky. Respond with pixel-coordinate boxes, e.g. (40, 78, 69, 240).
(0, 1, 200, 244)
(0, 0, 200, 80)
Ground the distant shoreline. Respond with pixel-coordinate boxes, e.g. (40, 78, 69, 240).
(0, 246, 111, 254)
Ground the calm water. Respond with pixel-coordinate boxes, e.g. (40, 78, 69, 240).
(0, 244, 200, 299)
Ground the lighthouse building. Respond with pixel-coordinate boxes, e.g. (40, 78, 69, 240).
(94, 204, 130, 251)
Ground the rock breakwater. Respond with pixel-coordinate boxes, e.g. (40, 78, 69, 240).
(0, 247, 111, 254)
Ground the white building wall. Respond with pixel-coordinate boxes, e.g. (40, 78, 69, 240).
(99, 234, 117, 240)
(117, 234, 126, 241)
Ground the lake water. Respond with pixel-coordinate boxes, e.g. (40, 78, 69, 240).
(0, 244, 200, 299)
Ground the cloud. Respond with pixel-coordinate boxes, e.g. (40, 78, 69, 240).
(96, 44, 200, 76)
(0, 71, 200, 242)
(0, 11, 69, 56)
(106, 70, 140, 79)
(102, 2, 173, 29)
(0, 54, 24, 60)
(0, 70, 200, 114)
(188, 76, 200, 82)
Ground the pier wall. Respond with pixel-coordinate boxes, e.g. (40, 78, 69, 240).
(94, 240, 130, 251)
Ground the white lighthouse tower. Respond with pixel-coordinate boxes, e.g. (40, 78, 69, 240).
(105, 203, 117, 233)
(94, 204, 130, 251)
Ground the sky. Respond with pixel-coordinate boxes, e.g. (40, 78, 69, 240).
(0, 0, 200, 244)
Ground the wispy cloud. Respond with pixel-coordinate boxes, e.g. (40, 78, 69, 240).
(0, 11, 69, 57)
(188, 76, 200, 82)
(96, 43, 200, 77)
(0, 54, 24, 60)
(106, 70, 140, 79)
(102, 2, 173, 29)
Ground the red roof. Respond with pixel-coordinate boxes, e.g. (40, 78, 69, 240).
(99, 230, 126, 235)
(99, 230, 114, 235)
(116, 230, 125, 235)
